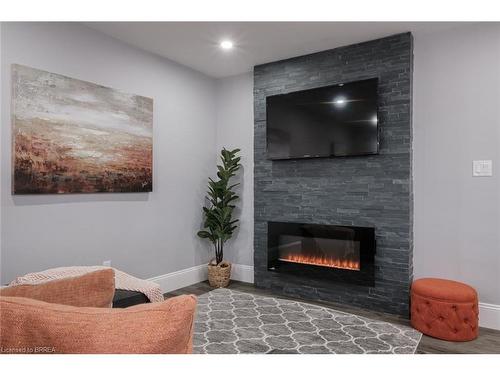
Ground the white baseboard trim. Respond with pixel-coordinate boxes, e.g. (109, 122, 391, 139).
(479, 302, 500, 330)
(148, 263, 254, 293)
(230, 264, 254, 283)
(148, 264, 207, 293)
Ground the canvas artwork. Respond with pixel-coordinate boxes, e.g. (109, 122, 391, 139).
(12, 64, 153, 194)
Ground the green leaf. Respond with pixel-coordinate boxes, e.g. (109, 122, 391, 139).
(198, 147, 242, 258)
(197, 230, 211, 238)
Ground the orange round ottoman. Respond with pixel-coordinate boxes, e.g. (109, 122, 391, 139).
(411, 278, 478, 342)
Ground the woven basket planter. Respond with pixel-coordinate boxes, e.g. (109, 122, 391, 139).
(207, 261, 231, 288)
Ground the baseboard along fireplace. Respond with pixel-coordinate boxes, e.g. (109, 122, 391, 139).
(267, 222, 375, 286)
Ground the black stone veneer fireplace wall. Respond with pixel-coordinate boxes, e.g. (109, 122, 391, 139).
(253, 33, 414, 316)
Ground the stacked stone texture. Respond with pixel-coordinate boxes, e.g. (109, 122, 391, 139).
(253, 33, 414, 316)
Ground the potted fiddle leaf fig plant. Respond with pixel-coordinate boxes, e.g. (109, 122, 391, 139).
(197, 148, 241, 288)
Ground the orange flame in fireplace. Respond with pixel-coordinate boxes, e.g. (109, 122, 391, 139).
(279, 254, 360, 271)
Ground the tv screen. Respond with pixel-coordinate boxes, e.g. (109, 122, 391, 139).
(266, 78, 379, 160)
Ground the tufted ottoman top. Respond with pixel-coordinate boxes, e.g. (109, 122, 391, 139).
(412, 278, 477, 302)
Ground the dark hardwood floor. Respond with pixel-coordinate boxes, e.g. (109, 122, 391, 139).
(165, 280, 500, 354)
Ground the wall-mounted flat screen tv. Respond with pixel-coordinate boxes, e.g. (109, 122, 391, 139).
(266, 78, 379, 160)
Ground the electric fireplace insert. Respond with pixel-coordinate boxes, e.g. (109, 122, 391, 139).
(267, 221, 376, 286)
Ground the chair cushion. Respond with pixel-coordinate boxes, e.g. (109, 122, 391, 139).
(0, 269, 115, 308)
(0, 294, 197, 354)
(113, 289, 149, 308)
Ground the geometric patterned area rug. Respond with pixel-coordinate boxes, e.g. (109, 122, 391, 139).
(193, 288, 422, 354)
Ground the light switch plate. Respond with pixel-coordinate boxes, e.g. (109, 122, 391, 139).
(473, 160, 493, 177)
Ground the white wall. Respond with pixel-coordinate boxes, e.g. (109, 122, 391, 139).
(413, 23, 500, 309)
(0, 22, 217, 283)
(215, 73, 254, 267)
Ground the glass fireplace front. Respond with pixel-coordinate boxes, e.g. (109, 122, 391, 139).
(278, 234, 361, 271)
(267, 222, 375, 286)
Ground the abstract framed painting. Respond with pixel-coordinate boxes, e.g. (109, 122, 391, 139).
(11, 64, 153, 194)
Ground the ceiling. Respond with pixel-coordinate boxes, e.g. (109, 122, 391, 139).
(85, 22, 463, 78)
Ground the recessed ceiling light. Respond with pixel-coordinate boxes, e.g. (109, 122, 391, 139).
(220, 40, 234, 50)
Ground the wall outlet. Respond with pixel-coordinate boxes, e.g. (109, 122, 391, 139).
(102, 260, 112, 267)
(473, 160, 493, 177)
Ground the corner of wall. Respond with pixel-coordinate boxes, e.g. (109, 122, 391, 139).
(213, 73, 255, 268)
